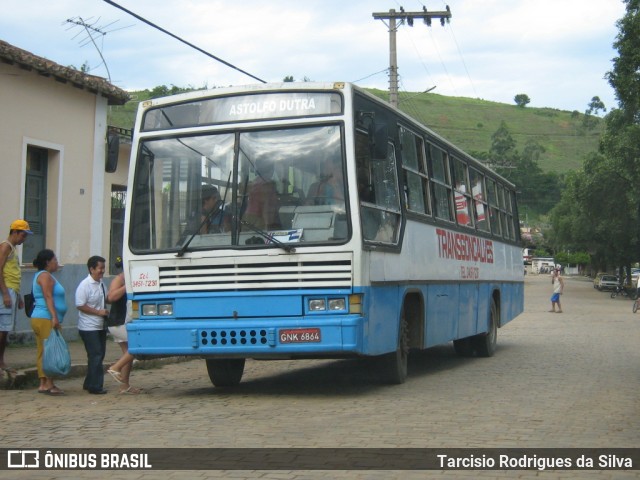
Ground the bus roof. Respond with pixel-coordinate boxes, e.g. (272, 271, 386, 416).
(136, 81, 516, 188)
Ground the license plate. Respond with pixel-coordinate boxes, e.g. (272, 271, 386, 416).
(279, 328, 321, 343)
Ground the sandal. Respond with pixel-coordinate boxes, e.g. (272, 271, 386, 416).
(107, 369, 123, 384)
(119, 386, 143, 395)
(38, 387, 65, 396)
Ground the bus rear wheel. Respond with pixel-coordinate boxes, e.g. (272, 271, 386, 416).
(206, 358, 245, 387)
(471, 300, 498, 357)
(380, 314, 409, 384)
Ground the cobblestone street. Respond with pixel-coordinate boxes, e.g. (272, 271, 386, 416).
(2, 273, 639, 479)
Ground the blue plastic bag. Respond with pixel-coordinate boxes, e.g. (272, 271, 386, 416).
(43, 329, 71, 377)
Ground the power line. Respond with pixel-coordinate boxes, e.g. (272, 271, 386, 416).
(414, 0, 475, 97)
(103, 0, 266, 84)
(351, 68, 390, 84)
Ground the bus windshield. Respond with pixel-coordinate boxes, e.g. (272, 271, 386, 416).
(129, 124, 349, 253)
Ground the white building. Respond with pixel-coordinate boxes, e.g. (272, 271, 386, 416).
(0, 39, 130, 340)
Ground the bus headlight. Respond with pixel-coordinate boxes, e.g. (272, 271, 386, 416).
(308, 299, 326, 311)
(328, 298, 346, 311)
(141, 303, 173, 316)
(158, 304, 173, 316)
(306, 296, 349, 313)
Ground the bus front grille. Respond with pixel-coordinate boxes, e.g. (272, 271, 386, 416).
(156, 253, 353, 292)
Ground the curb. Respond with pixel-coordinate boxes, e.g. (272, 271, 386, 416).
(1, 356, 194, 390)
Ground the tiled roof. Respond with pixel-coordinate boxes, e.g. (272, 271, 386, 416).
(0, 39, 129, 105)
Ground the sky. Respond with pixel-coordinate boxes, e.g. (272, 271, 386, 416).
(0, 0, 627, 113)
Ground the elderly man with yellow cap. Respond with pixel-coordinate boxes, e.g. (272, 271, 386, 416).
(0, 219, 33, 372)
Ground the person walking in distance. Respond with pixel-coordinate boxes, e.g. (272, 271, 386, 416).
(549, 267, 564, 313)
(0, 219, 32, 374)
(75, 256, 109, 394)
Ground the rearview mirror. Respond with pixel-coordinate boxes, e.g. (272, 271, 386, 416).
(105, 133, 120, 173)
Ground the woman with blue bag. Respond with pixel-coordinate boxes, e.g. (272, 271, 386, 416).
(30, 249, 67, 395)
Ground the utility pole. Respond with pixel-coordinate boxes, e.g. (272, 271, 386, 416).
(373, 6, 452, 108)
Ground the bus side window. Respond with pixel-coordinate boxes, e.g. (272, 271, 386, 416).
(452, 157, 473, 228)
(399, 126, 431, 216)
(356, 131, 401, 244)
(470, 168, 489, 232)
(429, 145, 454, 222)
(486, 178, 502, 236)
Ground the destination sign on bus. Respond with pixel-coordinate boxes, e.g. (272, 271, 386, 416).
(142, 92, 343, 130)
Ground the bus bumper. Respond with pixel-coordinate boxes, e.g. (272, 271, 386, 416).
(126, 316, 365, 358)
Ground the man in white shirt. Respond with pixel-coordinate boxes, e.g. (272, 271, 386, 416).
(75, 255, 109, 394)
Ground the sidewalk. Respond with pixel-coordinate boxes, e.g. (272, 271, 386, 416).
(1, 336, 186, 389)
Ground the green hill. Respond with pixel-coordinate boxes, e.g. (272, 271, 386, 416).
(109, 88, 603, 174)
(369, 89, 602, 174)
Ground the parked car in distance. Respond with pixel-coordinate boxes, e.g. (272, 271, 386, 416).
(597, 275, 619, 291)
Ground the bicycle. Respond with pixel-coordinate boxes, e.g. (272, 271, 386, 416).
(611, 284, 638, 300)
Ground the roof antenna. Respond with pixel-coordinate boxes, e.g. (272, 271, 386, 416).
(64, 16, 132, 82)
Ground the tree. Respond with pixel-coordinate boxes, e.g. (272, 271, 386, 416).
(514, 94, 530, 108)
(549, 0, 640, 274)
(601, 0, 640, 273)
(583, 96, 607, 129)
(147, 85, 201, 99)
(586, 96, 606, 116)
(489, 121, 517, 167)
(283, 76, 294, 82)
(486, 122, 561, 218)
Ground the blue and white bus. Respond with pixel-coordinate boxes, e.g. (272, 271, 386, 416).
(124, 82, 524, 386)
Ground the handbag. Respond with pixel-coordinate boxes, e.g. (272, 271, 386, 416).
(24, 291, 35, 318)
(107, 295, 127, 327)
(25, 270, 43, 318)
(43, 329, 71, 377)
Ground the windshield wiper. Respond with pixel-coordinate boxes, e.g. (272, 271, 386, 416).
(176, 203, 225, 257)
(240, 220, 296, 253)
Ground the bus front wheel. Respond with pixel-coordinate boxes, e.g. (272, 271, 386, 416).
(380, 314, 409, 384)
(206, 358, 245, 387)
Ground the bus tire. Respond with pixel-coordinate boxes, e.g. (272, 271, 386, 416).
(206, 358, 245, 387)
(453, 337, 475, 357)
(380, 313, 409, 384)
(471, 299, 498, 357)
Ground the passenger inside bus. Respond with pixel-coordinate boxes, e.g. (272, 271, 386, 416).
(305, 158, 344, 206)
(186, 185, 228, 234)
(243, 158, 281, 230)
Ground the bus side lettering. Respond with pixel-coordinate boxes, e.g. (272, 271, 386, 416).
(436, 228, 494, 264)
